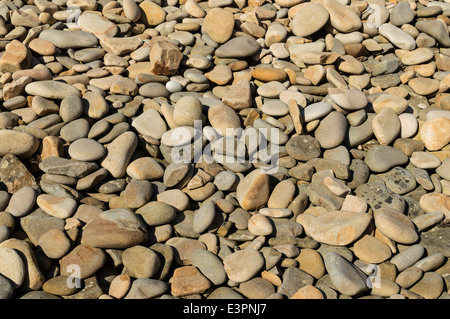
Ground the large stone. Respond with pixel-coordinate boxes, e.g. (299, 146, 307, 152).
(215, 36, 261, 58)
(322, 0, 362, 33)
(148, 37, 183, 76)
(39, 29, 98, 49)
(291, 3, 329, 37)
(0, 40, 30, 73)
(81, 208, 148, 249)
(25, 81, 80, 100)
(203, 8, 235, 44)
(324, 252, 368, 296)
(364, 145, 409, 173)
(77, 12, 118, 38)
(101, 131, 138, 178)
(301, 210, 371, 246)
(419, 117, 450, 151)
(0, 155, 38, 193)
(223, 249, 265, 283)
(0, 130, 39, 159)
(139, 1, 166, 26)
(374, 207, 419, 244)
(236, 169, 270, 210)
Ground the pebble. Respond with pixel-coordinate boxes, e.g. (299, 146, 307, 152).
(25, 80, 80, 99)
(223, 249, 265, 283)
(291, 3, 329, 38)
(300, 210, 371, 246)
(68, 138, 105, 162)
(81, 208, 147, 249)
(0, 130, 39, 158)
(122, 245, 161, 279)
(0, 247, 25, 288)
(5, 186, 36, 218)
(236, 169, 270, 211)
(0, 0, 447, 301)
(364, 145, 409, 173)
(374, 207, 419, 245)
(324, 252, 368, 296)
(191, 249, 227, 286)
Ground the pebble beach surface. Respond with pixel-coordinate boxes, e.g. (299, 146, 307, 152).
(0, 0, 449, 301)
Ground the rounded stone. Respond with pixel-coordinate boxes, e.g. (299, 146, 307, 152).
(0, 247, 25, 288)
(314, 111, 348, 149)
(285, 135, 321, 161)
(374, 207, 419, 244)
(353, 235, 392, 264)
(136, 201, 176, 226)
(172, 95, 203, 127)
(37, 229, 71, 259)
(0, 130, 39, 158)
(203, 8, 235, 44)
(291, 3, 329, 37)
(193, 201, 216, 233)
(305, 210, 371, 246)
(223, 249, 265, 283)
(122, 245, 161, 279)
(236, 169, 270, 211)
(68, 138, 106, 162)
(247, 213, 274, 236)
(324, 252, 368, 296)
(5, 186, 36, 218)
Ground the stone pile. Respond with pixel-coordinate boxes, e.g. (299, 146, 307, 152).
(0, 0, 449, 300)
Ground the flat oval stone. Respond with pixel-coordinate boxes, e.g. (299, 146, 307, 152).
(374, 207, 419, 244)
(379, 167, 417, 195)
(261, 99, 289, 116)
(285, 135, 321, 161)
(81, 208, 148, 249)
(39, 29, 98, 49)
(328, 87, 368, 110)
(78, 12, 118, 38)
(372, 107, 401, 145)
(223, 248, 265, 283)
(247, 213, 274, 236)
(353, 235, 392, 264)
(204, 7, 235, 44)
(25, 81, 80, 100)
(390, 244, 425, 272)
(236, 169, 270, 211)
(208, 104, 241, 136)
(305, 210, 371, 246)
(215, 36, 261, 58)
(36, 194, 77, 219)
(301, 102, 333, 122)
(419, 117, 450, 151)
(0, 247, 25, 288)
(291, 3, 329, 37)
(192, 200, 216, 233)
(5, 186, 36, 217)
(131, 108, 168, 140)
(68, 138, 105, 162)
(126, 157, 164, 180)
(378, 23, 416, 50)
(124, 278, 169, 299)
(401, 48, 434, 65)
(372, 94, 408, 114)
(122, 245, 161, 279)
(0, 130, 39, 158)
(364, 145, 409, 173)
(322, 0, 362, 33)
(191, 249, 227, 286)
(314, 111, 348, 149)
(410, 272, 445, 299)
